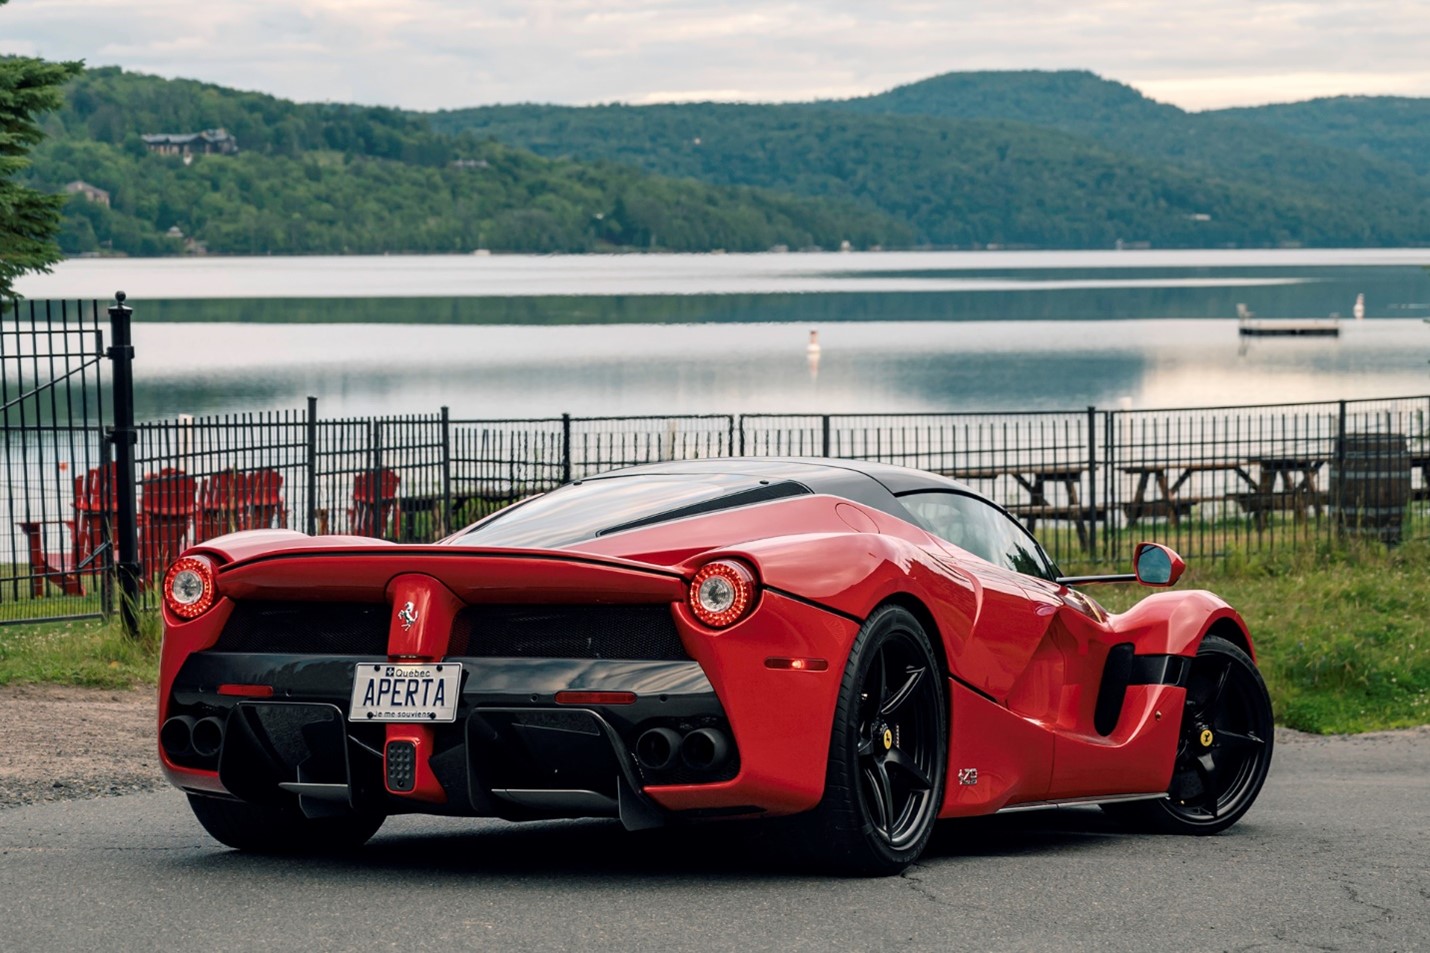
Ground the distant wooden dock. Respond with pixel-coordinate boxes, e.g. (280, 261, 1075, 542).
(1238, 320, 1340, 337)
(1236, 303, 1340, 337)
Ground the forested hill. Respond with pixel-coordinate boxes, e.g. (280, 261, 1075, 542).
(433, 70, 1430, 248)
(1213, 96, 1430, 178)
(29, 68, 913, 256)
(29, 67, 1430, 256)
(826, 71, 1427, 200)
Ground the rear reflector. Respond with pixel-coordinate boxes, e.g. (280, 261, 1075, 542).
(386, 741, 417, 793)
(217, 683, 275, 698)
(764, 657, 829, 672)
(554, 691, 637, 706)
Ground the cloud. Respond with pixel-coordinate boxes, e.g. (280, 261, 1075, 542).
(2, 0, 1427, 111)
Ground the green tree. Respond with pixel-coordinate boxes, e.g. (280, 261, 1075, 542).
(0, 0, 82, 297)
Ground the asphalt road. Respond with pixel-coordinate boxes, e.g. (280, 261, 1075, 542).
(1, 728, 1426, 953)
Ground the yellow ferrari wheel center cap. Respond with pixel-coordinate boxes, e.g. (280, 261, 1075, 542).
(1200, 728, 1214, 747)
(883, 728, 894, 750)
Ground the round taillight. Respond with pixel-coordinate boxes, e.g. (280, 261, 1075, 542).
(688, 560, 757, 628)
(164, 555, 217, 619)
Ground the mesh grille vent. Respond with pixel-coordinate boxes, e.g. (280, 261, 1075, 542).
(216, 601, 389, 655)
(452, 604, 688, 661)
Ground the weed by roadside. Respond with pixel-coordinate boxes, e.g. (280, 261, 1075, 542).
(0, 612, 160, 689)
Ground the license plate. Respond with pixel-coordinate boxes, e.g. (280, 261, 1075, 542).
(349, 663, 462, 723)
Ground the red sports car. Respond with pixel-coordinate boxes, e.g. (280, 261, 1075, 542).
(157, 458, 1273, 875)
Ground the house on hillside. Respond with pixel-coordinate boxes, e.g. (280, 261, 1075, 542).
(63, 180, 110, 207)
(142, 129, 239, 157)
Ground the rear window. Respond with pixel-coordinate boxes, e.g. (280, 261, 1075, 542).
(455, 474, 809, 549)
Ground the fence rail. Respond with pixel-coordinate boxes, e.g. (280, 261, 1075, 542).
(4, 299, 1428, 628)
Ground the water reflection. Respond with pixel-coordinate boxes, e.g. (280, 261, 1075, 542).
(13, 250, 1426, 421)
(128, 318, 1430, 421)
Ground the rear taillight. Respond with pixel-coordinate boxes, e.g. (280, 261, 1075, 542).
(688, 559, 757, 628)
(164, 555, 217, 619)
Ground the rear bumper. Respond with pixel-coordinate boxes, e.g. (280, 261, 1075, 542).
(159, 591, 860, 822)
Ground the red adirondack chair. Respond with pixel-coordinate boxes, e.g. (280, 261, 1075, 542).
(140, 468, 197, 579)
(247, 469, 287, 530)
(196, 469, 287, 542)
(197, 471, 245, 541)
(16, 464, 119, 597)
(348, 469, 400, 538)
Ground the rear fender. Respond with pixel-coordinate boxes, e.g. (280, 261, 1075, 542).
(691, 532, 978, 674)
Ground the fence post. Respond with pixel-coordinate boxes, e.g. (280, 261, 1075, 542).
(305, 396, 318, 536)
(106, 292, 140, 638)
(726, 415, 735, 459)
(440, 406, 452, 536)
(1085, 405, 1097, 557)
(1104, 409, 1116, 564)
(1335, 399, 1348, 541)
(822, 415, 831, 457)
(561, 413, 572, 484)
(369, 419, 383, 537)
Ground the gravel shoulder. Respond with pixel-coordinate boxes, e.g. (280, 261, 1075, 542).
(0, 684, 161, 809)
(1, 683, 1425, 811)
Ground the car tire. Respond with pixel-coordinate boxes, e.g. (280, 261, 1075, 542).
(187, 794, 385, 853)
(1103, 635, 1274, 835)
(797, 604, 947, 876)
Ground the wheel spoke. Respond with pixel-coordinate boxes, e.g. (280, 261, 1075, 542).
(861, 647, 887, 723)
(857, 737, 874, 758)
(862, 764, 891, 837)
(880, 665, 926, 718)
(1192, 660, 1232, 721)
(1217, 729, 1265, 753)
(885, 747, 933, 792)
(1194, 751, 1220, 818)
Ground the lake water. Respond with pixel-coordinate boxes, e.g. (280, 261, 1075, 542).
(13, 249, 1430, 421)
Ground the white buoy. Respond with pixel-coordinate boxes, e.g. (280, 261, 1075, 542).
(1353, 293, 1365, 320)
(807, 329, 821, 354)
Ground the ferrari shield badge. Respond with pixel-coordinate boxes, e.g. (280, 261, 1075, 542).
(397, 601, 418, 631)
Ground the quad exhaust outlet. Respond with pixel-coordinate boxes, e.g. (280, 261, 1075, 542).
(635, 726, 730, 773)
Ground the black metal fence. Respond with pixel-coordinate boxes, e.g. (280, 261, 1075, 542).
(2, 299, 115, 623)
(4, 298, 1428, 627)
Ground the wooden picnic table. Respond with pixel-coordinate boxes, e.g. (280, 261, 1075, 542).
(1121, 455, 1328, 529)
(1233, 454, 1328, 529)
(1120, 460, 1255, 527)
(396, 481, 520, 540)
(1412, 453, 1430, 501)
(947, 464, 1102, 551)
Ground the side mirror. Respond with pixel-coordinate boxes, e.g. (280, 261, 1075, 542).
(1133, 542, 1185, 587)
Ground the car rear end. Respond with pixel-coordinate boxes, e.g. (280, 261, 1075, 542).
(158, 538, 858, 828)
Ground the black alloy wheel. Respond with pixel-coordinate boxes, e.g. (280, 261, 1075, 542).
(1105, 635, 1274, 835)
(187, 794, 386, 853)
(800, 605, 947, 876)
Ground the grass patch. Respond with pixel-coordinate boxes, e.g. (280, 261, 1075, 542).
(0, 612, 160, 689)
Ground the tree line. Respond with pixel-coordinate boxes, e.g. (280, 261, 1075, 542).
(28, 67, 912, 257)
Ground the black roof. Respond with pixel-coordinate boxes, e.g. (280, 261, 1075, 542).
(456, 457, 1011, 551)
(599, 457, 991, 509)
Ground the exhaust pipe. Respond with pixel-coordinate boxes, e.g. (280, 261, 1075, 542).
(680, 727, 729, 771)
(191, 716, 225, 758)
(160, 716, 195, 756)
(635, 727, 682, 772)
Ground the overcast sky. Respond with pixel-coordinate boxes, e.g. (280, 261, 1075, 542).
(3, 0, 1428, 112)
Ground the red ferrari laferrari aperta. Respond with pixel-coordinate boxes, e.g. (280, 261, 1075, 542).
(158, 458, 1274, 875)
